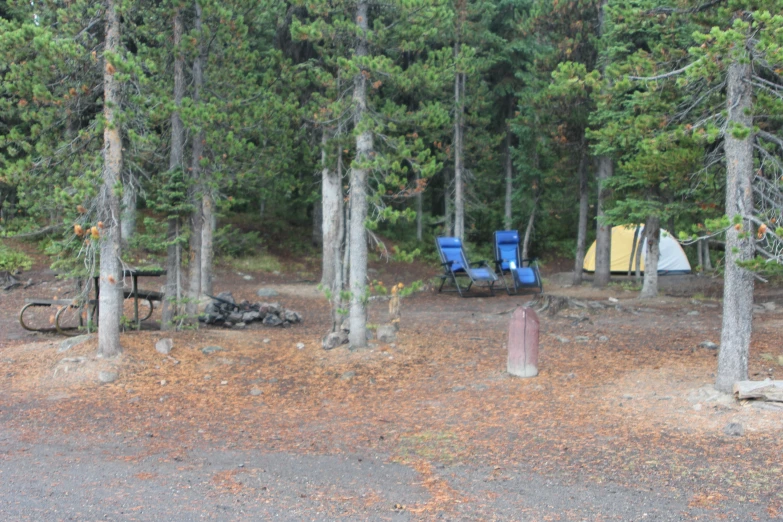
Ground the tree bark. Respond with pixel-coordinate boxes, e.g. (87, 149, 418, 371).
(640, 216, 660, 298)
(161, 7, 185, 330)
(348, 1, 371, 348)
(444, 166, 453, 236)
(98, 0, 123, 358)
(716, 59, 755, 393)
(521, 197, 538, 261)
(703, 239, 712, 271)
(628, 225, 640, 276)
(321, 130, 342, 288)
(504, 118, 514, 231)
(593, 0, 613, 288)
(415, 170, 423, 242)
(593, 156, 613, 287)
(634, 227, 645, 284)
(697, 236, 704, 269)
(201, 191, 214, 295)
(453, 55, 465, 240)
(120, 179, 136, 246)
(572, 144, 589, 285)
(186, 0, 204, 322)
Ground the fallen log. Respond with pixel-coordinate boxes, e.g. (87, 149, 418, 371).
(733, 380, 783, 402)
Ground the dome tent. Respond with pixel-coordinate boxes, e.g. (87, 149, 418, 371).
(583, 225, 691, 274)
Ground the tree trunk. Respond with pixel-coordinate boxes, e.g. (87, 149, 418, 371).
(572, 144, 589, 285)
(453, 57, 465, 240)
(161, 8, 185, 330)
(635, 227, 645, 284)
(504, 120, 514, 231)
(716, 59, 755, 393)
(201, 191, 214, 295)
(321, 130, 342, 288)
(331, 141, 346, 333)
(593, 156, 613, 287)
(415, 170, 423, 242)
(186, 0, 204, 322)
(521, 198, 538, 261)
(98, 0, 123, 358)
(348, 0, 371, 348)
(703, 239, 712, 271)
(640, 216, 660, 298)
(444, 166, 453, 236)
(697, 236, 704, 269)
(593, 0, 613, 288)
(120, 180, 136, 246)
(628, 225, 640, 276)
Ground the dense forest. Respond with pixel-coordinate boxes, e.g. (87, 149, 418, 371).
(1, 0, 783, 391)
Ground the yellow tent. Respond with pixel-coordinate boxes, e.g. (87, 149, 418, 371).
(583, 224, 691, 274)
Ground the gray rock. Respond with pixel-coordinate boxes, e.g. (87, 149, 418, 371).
(201, 346, 224, 355)
(296, 342, 305, 350)
(249, 388, 263, 396)
(243, 275, 253, 281)
(723, 422, 744, 437)
(452, 386, 466, 392)
(322, 331, 349, 350)
(204, 302, 220, 316)
(376, 324, 397, 343)
(216, 292, 235, 304)
(341, 371, 356, 381)
(341, 318, 350, 332)
(228, 311, 244, 323)
(242, 311, 261, 322)
(687, 310, 700, 316)
(284, 310, 302, 323)
(365, 329, 373, 341)
(762, 301, 777, 311)
(574, 336, 590, 342)
(263, 338, 271, 343)
(262, 314, 283, 327)
(555, 336, 570, 343)
(265, 302, 283, 315)
(257, 288, 279, 297)
(234, 322, 246, 329)
(155, 338, 173, 355)
(699, 341, 719, 350)
(598, 335, 609, 342)
(98, 371, 118, 384)
(58, 334, 92, 353)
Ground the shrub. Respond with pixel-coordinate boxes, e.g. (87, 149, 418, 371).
(0, 243, 33, 273)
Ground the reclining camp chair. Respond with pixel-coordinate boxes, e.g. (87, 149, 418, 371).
(493, 230, 543, 295)
(436, 236, 498, 297)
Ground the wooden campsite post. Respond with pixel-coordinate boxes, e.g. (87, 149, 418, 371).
(507, 307, 539, 378)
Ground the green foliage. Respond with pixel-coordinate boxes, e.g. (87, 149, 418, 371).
(213, 225, 261, 259)
(0, 243, 32, 273)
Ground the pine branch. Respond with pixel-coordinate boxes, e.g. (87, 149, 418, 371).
(628, 60, 698, 81)
(648, 0, 725, 15)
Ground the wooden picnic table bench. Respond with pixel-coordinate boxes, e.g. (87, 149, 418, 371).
(19, 269, 166, 336)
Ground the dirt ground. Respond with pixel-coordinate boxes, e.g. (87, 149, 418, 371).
(1, 241, 782, 520)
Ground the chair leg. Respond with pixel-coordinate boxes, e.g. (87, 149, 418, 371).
(499, 272, 511, 296)
(438, 276, 446, 293)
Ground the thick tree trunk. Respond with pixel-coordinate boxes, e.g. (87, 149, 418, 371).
(521, 198, 538, 261)
(716, 60, 755, 393)
(453, 59, 465, 240)
(330, 142, 346, 333)
(415, 170, 423, 242)
(161, 8, 185, 330)
(444, 167, 453, 236)
(186, 0, 204, 322)
(321, 130, 342, 288)
(593, 156, 613, 287)
(640, 216, 660, 298)
(348, 1, 371, 348)
(628, 225, 640, 276)
(572, 145, 589, 285)
(201, 192, 214, 295)
(98, 0, 123, 358)
(703, 239, 712, 271)
(120, 180, 136, 246)
(634, 227, 645, 284)
(504, 122, 514, 231)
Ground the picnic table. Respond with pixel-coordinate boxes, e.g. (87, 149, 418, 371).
(19, 268, 166, 336)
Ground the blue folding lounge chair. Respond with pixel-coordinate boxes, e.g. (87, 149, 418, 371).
(436, 236, 498, 297)
(493, 230, 543, 295)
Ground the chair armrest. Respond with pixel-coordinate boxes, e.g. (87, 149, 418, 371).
(440, 260, 454, 267)
(470, 260, 489, 267)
